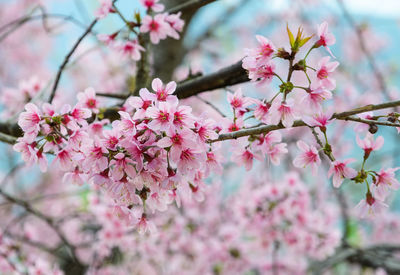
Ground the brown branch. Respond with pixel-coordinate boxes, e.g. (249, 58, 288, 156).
(175, 60, 249, 98)
(212, 99, 400, 142)
(0, 8, 92, 42)
(48, 18, 98, 103)
(309, 244, 400, 274)
(195, 95, 226, 117)
(166, 0, 218, 14)
(95, 60, 249, 100)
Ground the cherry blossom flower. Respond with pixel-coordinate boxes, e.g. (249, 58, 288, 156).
(355, 192, 388, 219)
(54, 149, 74, 171)
(127, 88, 154, 119)
(315, 21, 336, 57)
(227, 89, 251, 115)
(247, 61, 276, 85)
(300, 83, 332, 112)
(267, 143, 288, 165)
(157, 128, 197, 165)
(81, 140, 109, 173)
(117, 40, 145, 61)
(165, 12, 184, 39)
(270, 99, 298, 128)
(146, 102, 173, 130)
(293, 140, 321, 174)
(303, 111, 334, 132)
(95, 0, 114, 19)
(371, 168, 400, 200)
(97, 33, 118, 46)
(109, 153, 137, 181)
(328, 159, 358, 188)
(140, 0, 164, 12)
(140, 14, 170, 44)
(356, 133, 384, 158)
(253, 99, 272, 123)
(149, 78, 177, 104)
(77, 87, 99, 113)
(18, 103, 41, 141)
(243, 35, 276, 68)
(316, 56, 339, 90)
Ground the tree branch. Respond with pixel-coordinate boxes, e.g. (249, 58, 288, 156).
(48, 18, 98, 103)
(309, 244, 400, 274)
(212, 99, 400, 142)
(166, 0, 218, 14)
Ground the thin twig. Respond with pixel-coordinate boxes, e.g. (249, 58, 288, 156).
(195, 95, 226, 117)
(48, 19, 98, 103)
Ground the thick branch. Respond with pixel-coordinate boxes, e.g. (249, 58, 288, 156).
(175, 60, 249, 98)
(97, 60, 249, 99)
(310, 245, 400, 274)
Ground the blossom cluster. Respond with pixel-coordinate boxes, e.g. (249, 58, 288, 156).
(234, 22, 399, 218)
(13, 78, 222, 232)
(96, 0, 184, 61)
(229, 23, 338, 173)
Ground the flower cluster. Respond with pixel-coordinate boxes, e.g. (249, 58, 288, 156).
(13, 78, 222, 232)
(236, 22, 399, 219)
(96, 0, 184, 61)
(229, 23, 340, 172)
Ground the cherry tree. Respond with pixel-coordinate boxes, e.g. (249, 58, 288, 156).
(0, 0, 400, 274)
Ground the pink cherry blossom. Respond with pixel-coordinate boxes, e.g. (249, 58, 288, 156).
(243, 35, 276, 69)
(301, 83, 332, 112)
(270, 99, 298, 128)
(253, 99, 272, 123)
(77, 87, 99, 113)
(303, 111, 334, 132)
(146, 102, 173, 130)
(328, 159, 358, 188)
(293, 140, 321, 175)
(227, 88, 251, 114)
(140, 14, 170, 44)
(356, 133, 384, 158)
(82, 140, 109, 173)
(54, 149, 74, 171)
(355, 192, 388, 219)
(316, 21, 336, 57)
(267, 143, 288, 165)
(165, 12, 185, 39)
(109, 153, 137, 181)
(247, 61, 276, 85)
(371, 168, 400, 200)
(95, 0, 114, 19)
(18, 103, 41, 140)
(157, 128, 197, 165)
(117, 40, 145, 61)
(316, 56, 339, 90)
(140, 0, 164, 12)
(150, 78, 177, 103)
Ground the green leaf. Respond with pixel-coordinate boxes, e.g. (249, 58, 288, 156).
(287, 24, 295, 48)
